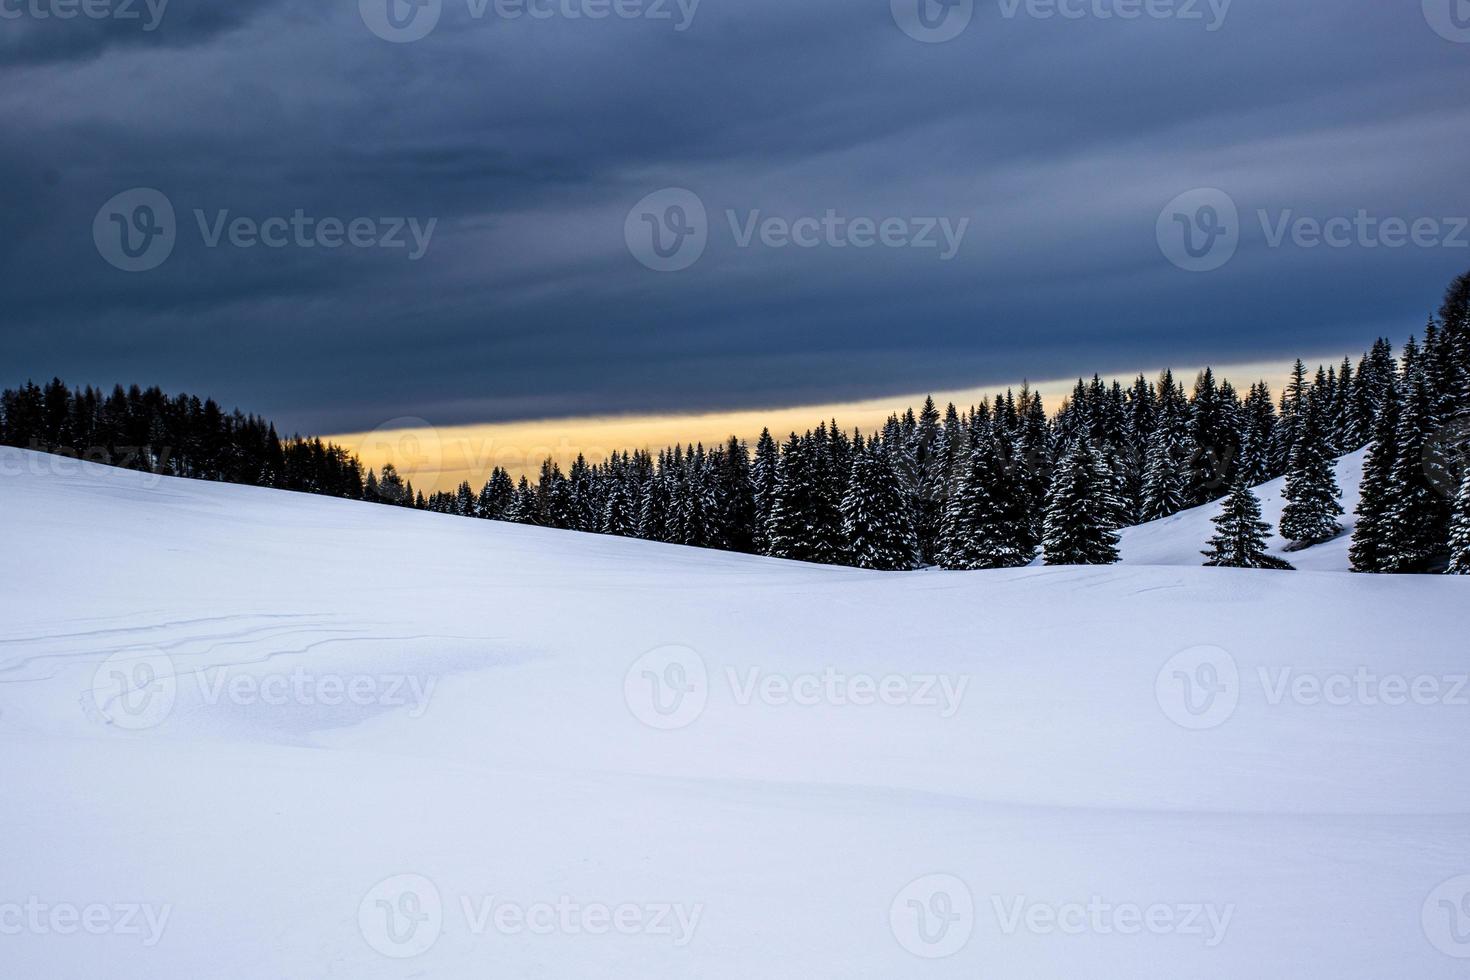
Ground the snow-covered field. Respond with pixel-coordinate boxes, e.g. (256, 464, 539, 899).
(2, 445, 1467, 978)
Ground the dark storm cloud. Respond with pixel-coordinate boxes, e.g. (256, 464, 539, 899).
(2, 0, 1468, 433)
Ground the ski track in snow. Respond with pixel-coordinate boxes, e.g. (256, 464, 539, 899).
(1, 446, 1468, 979)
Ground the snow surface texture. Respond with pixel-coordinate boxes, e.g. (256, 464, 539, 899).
(1, 445, 1467, 979)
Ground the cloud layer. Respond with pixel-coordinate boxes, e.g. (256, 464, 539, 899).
(3, 0, 1468, 433)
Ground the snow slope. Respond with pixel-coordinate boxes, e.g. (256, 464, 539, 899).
(1, 446, 1467, 979)
(1118, 449, 1366, 571)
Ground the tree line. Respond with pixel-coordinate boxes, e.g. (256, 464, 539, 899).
(4, 270, 1468, 575)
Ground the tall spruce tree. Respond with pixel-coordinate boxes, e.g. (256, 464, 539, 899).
(841, 439, 920, 570)
(1042, 436, 1122, 565)
(1384, 367, 1449, 571)
(1203, 479, 1293, 570)
(939, 428, 1032, 569)
(1447, 460, 1470, 575)
(1349, 385, 1400, 573)
(1279, 391, 1343, 546)
(767, 433, 844, 564)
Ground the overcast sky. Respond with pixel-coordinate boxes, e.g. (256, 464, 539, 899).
(3, 0, 1468, 435)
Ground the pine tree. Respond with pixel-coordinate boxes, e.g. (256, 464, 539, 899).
(841, 439, 920, 571)
(1447, 457, 1470, 574)
(1202, 479, 1293, 570)
(939, 428, 1033, 569)
(750, 428, 779, 556)
(766, 433, 844, 564)
(1042, 436, 1122, 565)
(1278, 391, 1343, 546)
(1384, 367, 1449, 571)
(1140, 426, 1186, 521)
(1349, 386, 1400, 573)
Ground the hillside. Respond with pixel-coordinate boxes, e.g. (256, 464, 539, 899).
(1, 447, 1466, 978)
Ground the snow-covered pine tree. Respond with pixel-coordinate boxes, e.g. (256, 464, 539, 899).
(601, 478, 638, 537)
(505, 475, 538, 524)
(1446, 461, 1470, 575)
(939, 427, 1032, 569)
(750, 428, 779, 555)
(455, 480, 476, 517)
(636, 462, 671, 542)
(1278, 390, 1343, 547)
(1384, 366, 1450, 571)
(767, 433, 844, 564)
(1202, 479, 1293, 570)
(1349, 385, 1399, 573)
(714, 436, 756, 553)
(1042, 436, 1122, 565)
(841, 439, 920, 570)
(1139, 425, 1186, 521)
(1187, 367, 1235, 506)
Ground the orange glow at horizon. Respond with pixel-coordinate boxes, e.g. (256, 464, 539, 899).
(327, 356, 1320, 495)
